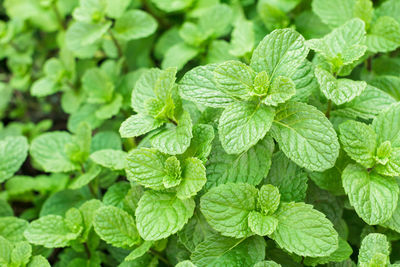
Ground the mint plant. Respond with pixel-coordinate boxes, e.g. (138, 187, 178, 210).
(1, 0, 400, 266)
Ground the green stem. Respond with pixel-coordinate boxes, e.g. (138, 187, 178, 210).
(325, 99, 332, 118)
(108, 29, 123, 58)
(149, 249, 172, 266)
(52, 3, 67, 30)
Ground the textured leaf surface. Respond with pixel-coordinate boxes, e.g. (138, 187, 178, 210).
(250, 29, 309, 78)
(179, 64, 235, 108)
(312, 0, 355, 28)
(90, 149, 127, 170)
(191, 235, 266, 267)
(271, 101, 339, 171)
(93, 206, 140, 248)
(372, 103, 400, 147)
(248, 211, 278, 236)
(358, 233, 390, 266)
(366, 16, 400, 53)
(200, 183, 258, 238)
(113, 10, 157, 41)
(176, 157, 206, 199)
(119, 114, 163, 138)
(218, 102, 275, 154)
(271, 202, 338, 257)
(339, 120, 376, 168)
(30, 132, 79, 173)
(24, 215, 81, 248)
(136, 191, 195, 240)
(342, 164, 399, 225)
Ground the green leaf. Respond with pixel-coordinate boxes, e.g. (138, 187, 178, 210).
(10, 241, 31, 266)
(65, 21, 111, 56)
(126, 148, 168, 190)
(372, 103, 400, 147)
(113, 10, 157, 41)
(254, 261, 281, 267)
(125, 240, 153, 261)
(312, 0, 356, 28)
(230, 19, 254, 57)
(93, 206, 140, 248)
(91, 131, 122, 152)
(0, 217, 28, 242)
(77, 199, 103, 240)
(263, 76, 296, 106)
(342, 164, 399, 225)
(136, 191, 195, 240)
(370, 75, 400, 101)
(179, 22, 206, 46)
(250, 29, 309, 79)
(0, 136, 28, 182)
(339, 120, 377, 168)
(198, 4, 233, 38)
(206, 136, 274, 189)
(315, 67, 366, 105)
(375, 147, 400, 177)
(213, 60, 255, 99)
(358, 233, 390, 266)
(151, 0, 194, 12)
(176, 260, 196, 267)
(354, 0, 373, 27)
(271, 101, 340, 171)
(264, 151, 308, 202)
(182, 124, 215, 162)
(307, 18, 366, 67)
(0, 200, 13, 217)
(31, 77, 57, 97)
(179, 64, 236, 108)
(72, 0, 106, 23)
(218, 102, 275, 154)
(90, 149, 127, 170)
(176, 157, 206, 199)
(105, 0, 131, 18)
(271, 202, 338, 257)
(69, 164, 101, 190)
(119, 114, 163, 138)
(258, 184, 280, 215)
(27, 255, 51, 267)
(366, 16, 400, 53)
(248, 211, 278, 236)
(151, 110, 193, 155)
(200, 183, 258, 238)
(95, 93, 123, 120)
(24, 215, 82, 248)
(162, 42, 200, 70)
(304, 237, 353, 266)
(30, 132, 79, 173)
(191, 235, 266, 267)
(82, 68, 114, 104)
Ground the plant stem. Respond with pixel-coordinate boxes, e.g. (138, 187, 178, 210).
(83, 243, 91, 259)
(149, 249, 172, 266)
(325, 99, 332, 118)
(108, 29, 123, 58)
(52, 3, 67, 30)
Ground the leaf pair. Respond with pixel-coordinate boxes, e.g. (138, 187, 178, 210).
(200, 183, 339, 257)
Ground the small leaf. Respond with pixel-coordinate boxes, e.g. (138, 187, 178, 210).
(263, 76, 296, 106)
(258, 184, 280, 215)
(0, 136, 28, 182)
(358, 233, 390, 266)
(113, 10, 157, 41)
(90, 149, 127, 170)
(248, 211, 278, 236)
(176, 157, 206, 199)
(218, 102, 275, 154)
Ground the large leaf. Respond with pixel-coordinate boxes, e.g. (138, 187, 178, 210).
(0, 136, 28, 182)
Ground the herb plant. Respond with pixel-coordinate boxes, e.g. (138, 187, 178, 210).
(1, 0, 400, 266)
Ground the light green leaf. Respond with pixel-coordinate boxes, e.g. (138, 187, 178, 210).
(82, 68, 114, 104)
(372, 103, 400, 147)
(248, 211, 278, 236)
(11, 241, 31, 266)
(230, 19, 254, 57)
(30, 132, 79, 173)
(312, 0, 356, 28)
(198, 4, 233, 38)
(151, 110, 193, 155)
(342, 164, 399, 225)
(307, 18, 366, 67)
(119, 114, 163, 138)
(366, 16, 400, 53)
(90, 149, 126, 170)
(339, 120, 376, 168)
(179, 64, 236, 108)
(200, 183, 258, 238)
(77, 199, 103, 240)
(370, 75, 400, 101)
(0, 136, 28, 182)
(113, 10, 157, 41)
(176, 260, 196, 267)
(126, 148, 168, 190)
(264, 151, 308, 202)
(136, 191, 195, 240)
(91, 131, 122, 152)
(105, 0, 131, 18)
(304, 237, 353, 266)
(72, 0, 106, 23)
(332, 85, 397, 120)
(375, 147, 400, 177)
(0, 200, 13, 217)
(358, 233, 390, 267)
(24, 215, 82, 248)
(250, 29, 309, 79)
(315, 67, 366, 105)
(0, 217, 28, 242)
(176, 157, 206, 199)
(354, 0, 373, 27)
(258, 184, 280, 215)
(131, 68, 160, 113)
(271, 202, 338, 257)
(271, 101, 340, 171)
(263, 76, 296, 106)
(31, 77, 57, 97)
(213, 60, 255, 99)
(125, 241, 153, 261)
(93, 206, 140, 248)
(206, 136, 274, 189)
(191, 235, 266, 267)
(69, 164, 101, 190)
(162, 42, 200, 70)
(254, 261, 281, 267)
(27, 255, 51, 267)
(376, 0, 400, 23)
(179, 22, 206, 46)
(182, 124, 214, 162)
(151, 0, 194, 12)
(218, 102, 275, 154)
(95, 93, 123, 119)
